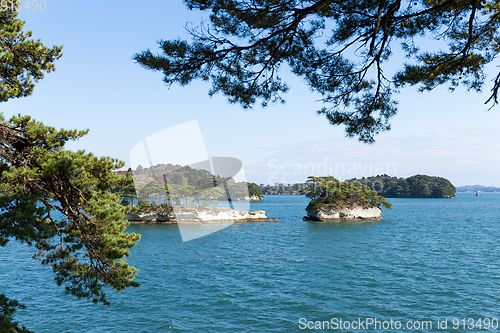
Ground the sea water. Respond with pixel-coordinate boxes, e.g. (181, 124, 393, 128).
(1, 193, 499, 332)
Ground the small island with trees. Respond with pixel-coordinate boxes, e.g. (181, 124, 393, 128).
(301, 176, 392, 221)
(346, 174, 456, 198)
(116, 164, 271, 223)
(121, 164, 263, 203)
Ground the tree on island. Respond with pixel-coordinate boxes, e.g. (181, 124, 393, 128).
(301, 176, 392, 211)
(0, 8, 140, 333)
(192, 186, 226, 208)
(247, 182, 264, 199)
(128, 163, 263, 203)
(135, 0, 500, 143)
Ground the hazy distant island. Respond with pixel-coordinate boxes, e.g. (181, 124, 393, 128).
(456, 185, 500, 193)
(301, 176, 392, 221)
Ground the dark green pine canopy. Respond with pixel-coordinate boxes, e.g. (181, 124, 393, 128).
(1, 7, 140, 333)
(135, 0, 500, 142)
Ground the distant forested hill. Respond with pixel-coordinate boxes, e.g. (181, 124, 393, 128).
(347, 174, 456, 198)
(456, 185, 500, 192)
(117, 164, 263, 201)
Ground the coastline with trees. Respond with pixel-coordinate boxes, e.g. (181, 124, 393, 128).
(259, 174, 457, 199)
(346, 175, 456, 198)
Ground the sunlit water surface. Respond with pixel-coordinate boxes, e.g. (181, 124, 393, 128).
(1, 193, 500, 332)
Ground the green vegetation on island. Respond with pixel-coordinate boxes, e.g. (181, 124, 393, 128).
(247, 182, 264, 200)
(301, 176, 392, 211)
(347, 174, 456, 198)
(260, 174, 456, 199)
(260, 183, 304, 195)
(118, 164, 263, 208)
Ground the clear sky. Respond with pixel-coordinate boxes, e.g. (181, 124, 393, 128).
(4, 0, 500, 186)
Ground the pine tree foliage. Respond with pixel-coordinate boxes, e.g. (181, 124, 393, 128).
(135, 0, 500, 142)
(0, 7, 62, 101)
(0, 8, 139, 333)
(0, 114, 141, 305)
(0, 294, 31, 333)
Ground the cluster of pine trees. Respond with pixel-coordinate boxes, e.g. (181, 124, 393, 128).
(301, 176, 392, 211)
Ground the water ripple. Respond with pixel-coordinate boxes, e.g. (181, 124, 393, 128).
(2, 194, 500, 332)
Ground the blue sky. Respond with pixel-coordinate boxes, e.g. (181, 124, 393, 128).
(3, 0, 500, 186)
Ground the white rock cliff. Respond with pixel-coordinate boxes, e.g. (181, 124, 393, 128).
(125, 208, 276, 224)
(304, 206, 382, 221)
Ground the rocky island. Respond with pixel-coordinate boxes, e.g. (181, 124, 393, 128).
(301, 176, 391, 222)
(125, 206, 277, 224)
(304, 206, 382, 221)
(116, 162, 271, 223)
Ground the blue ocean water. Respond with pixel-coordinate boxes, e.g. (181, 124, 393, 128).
(1, 193, 500, 332)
